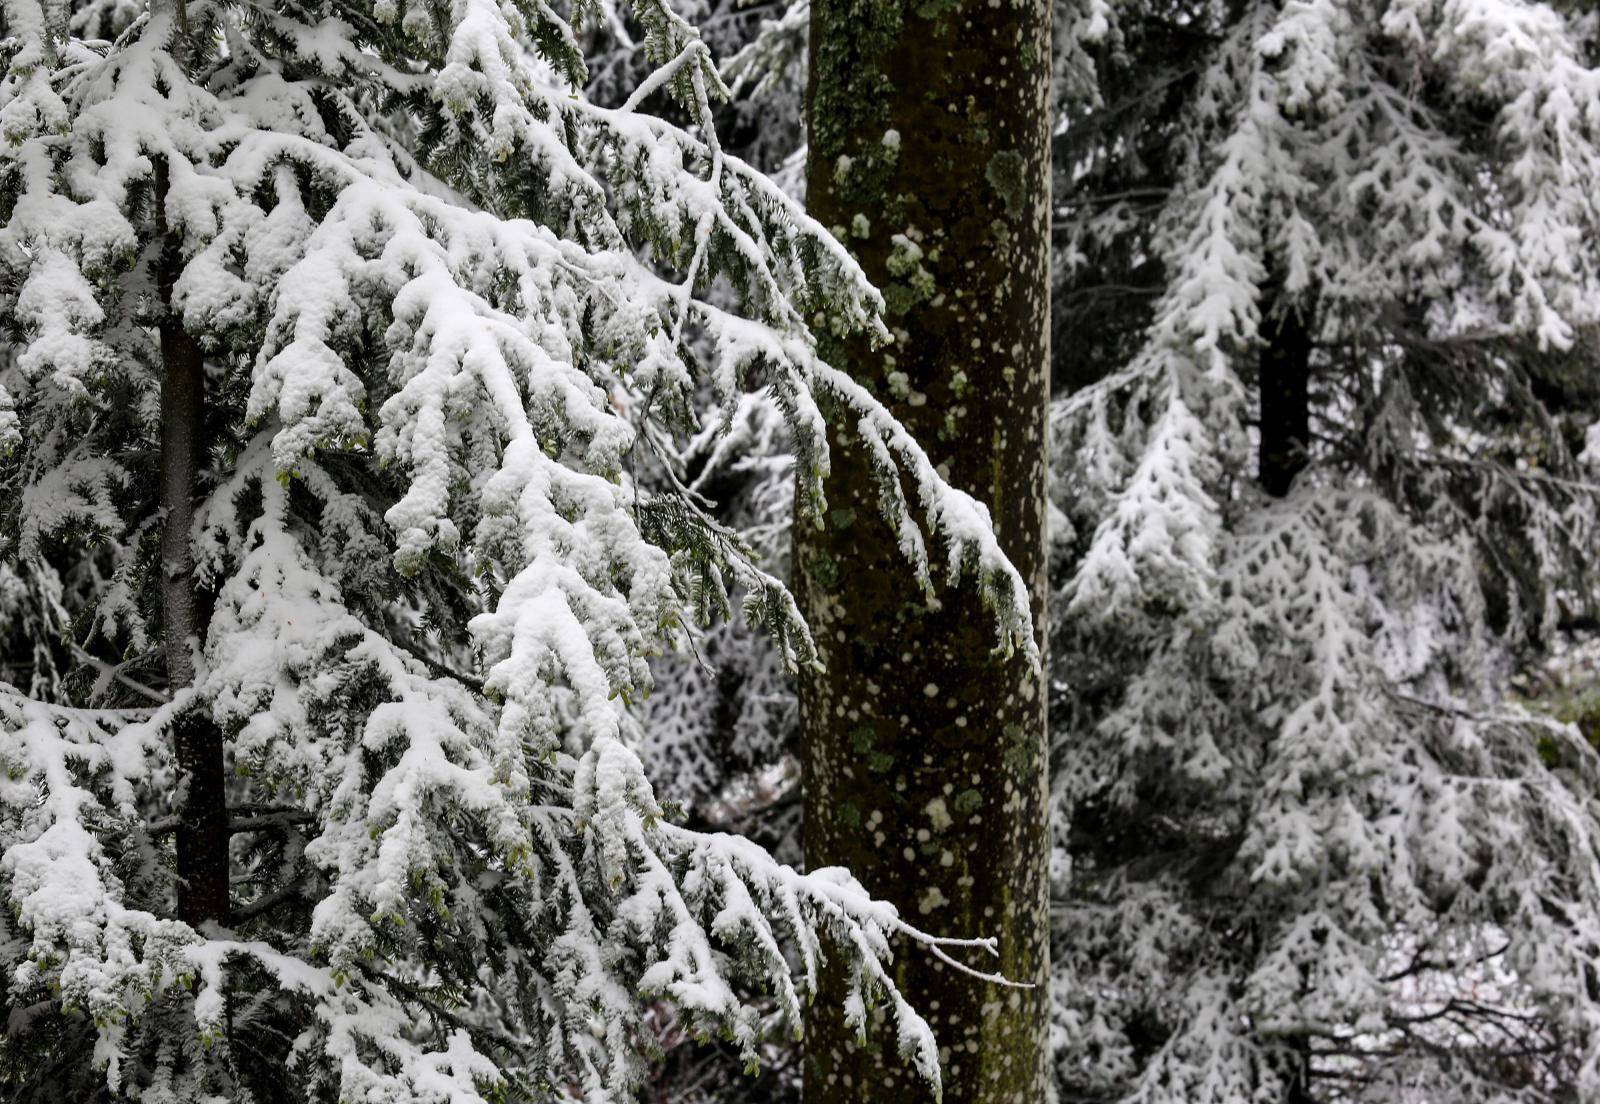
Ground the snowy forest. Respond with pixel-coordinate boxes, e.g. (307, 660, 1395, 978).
(5, 0, 1600, 1101)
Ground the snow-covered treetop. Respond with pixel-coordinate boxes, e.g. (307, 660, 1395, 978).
(0, 0, 1035, 1099)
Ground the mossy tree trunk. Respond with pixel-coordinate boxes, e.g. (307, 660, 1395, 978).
(797, 0, 1052, 1099)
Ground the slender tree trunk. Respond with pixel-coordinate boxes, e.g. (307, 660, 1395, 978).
(1259, 285, 1316, 1101)
(1286, 1041, 1317, 1104)
(159, 244, 228, 926)
(1258, 289, 1312, 498)
(797, 0, 1052, 1099)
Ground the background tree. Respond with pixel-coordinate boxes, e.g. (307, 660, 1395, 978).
(795, 0, 1054, 1100)
(1048, 1, 1600, 1100)
(0, 0, 1035, 1100)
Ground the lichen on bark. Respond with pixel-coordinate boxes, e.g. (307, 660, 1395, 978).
(798, 0, 1054, 1097)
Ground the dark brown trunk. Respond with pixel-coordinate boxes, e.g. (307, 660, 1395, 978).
(798, 0, 1052, 1099)
(1260, 288, 1318, 1100)
(1286, 1035, 1317, 1104)
(1258, 290, 1313, 497)
(159, 252, 228, 927)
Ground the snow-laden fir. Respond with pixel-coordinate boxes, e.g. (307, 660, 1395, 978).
(1051, 1, 1600, 1100)
(0, 0, 1038, 1100)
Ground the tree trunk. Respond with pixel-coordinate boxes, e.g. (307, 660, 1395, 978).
(797, 0, 1052, 1099)
(1258, 289, 1312, 498)
(159, 248, 228, 927)
(1259, 286, 1317, 1101)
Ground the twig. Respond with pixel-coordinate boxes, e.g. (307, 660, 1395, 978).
(70, 643, 169, 704)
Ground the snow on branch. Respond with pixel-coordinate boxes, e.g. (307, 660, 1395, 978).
(0, 0, 1036, 1099)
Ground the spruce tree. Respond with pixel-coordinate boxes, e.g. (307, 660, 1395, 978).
(796, 0, 1054, 1100)
(1049, 1, 1600, 1100)
(0, 0, 1035, 1100)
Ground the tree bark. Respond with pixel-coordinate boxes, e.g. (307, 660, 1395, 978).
(159, 250, 228, 927)
(1259, 285, 1317, 1100)
(798, 0, 1052, 1099)
(1258, 289, 1312, 498)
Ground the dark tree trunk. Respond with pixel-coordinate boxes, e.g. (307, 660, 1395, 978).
(1260, 286, 1318, 1101)
(1258, 290, 1313, 497)
(1286, 1035, 1318, 1104)
(798, 0, 1052, 1099)
(159, 251, 228, 927)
